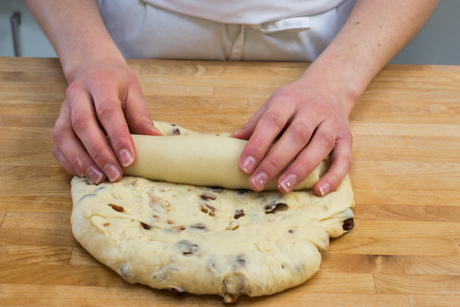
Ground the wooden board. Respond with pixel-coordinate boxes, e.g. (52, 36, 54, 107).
(0, 57, 459, 306)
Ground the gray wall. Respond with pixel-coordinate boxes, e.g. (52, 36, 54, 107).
(0, 0, 459, 65)
(0, 0, 56, 57)
(390, 0, 460, 65)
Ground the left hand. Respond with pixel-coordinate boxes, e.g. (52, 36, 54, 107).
(231, 75, 355, 196)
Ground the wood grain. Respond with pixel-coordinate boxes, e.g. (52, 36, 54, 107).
(0, 246, 72, 265)
(1, 212, 71, 230)
(0, 228, 80, 248)
(0, 211, 5, 227)
(1, 58, 459, 306)
(0, 284, 412, 307)
(328, 236, 460, 256)
(375, 274, 460, 295)
(321, 254, 460, 275)
(410, 295, 460, 307)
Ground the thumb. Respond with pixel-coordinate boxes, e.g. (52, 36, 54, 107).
(123, 85, 163, 136)
(231, 100, 270, 140)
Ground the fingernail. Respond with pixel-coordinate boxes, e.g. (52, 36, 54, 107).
(252, 172, 268, 190)
(278, 174, 297, 192)
(104, 164, 120, 182)
(319, 182, 331, 196)
(74, 168, 84, 178)
(230, 129, 242, 137)
(87, 166, 103, 183)
(241, 156, 256, 173)
(120, 149, 134, 167)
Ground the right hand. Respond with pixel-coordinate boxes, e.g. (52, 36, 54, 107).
(52, 58, 162, 183)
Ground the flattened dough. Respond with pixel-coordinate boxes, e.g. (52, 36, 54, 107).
(71, 122, 355, 303)
(123, 121, 329, 191)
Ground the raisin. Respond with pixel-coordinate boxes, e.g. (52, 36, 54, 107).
(209, 187, 224, 193)
(223, 293, 238, 303)
(168, 287, 184, 296)
(140, 222, 151, 230)
(170, 128, 180, 135)
(199, 204, 217, 217)
(108, 204, 124, 212)
(343, 218, 354, 231)
(235, 189, 250, 195)
(264, 202, 288, 214)
(200, 194, 216, 201)
(236, 255, 246, 266)
(177, 240, 198, 255)
(234, 209, 245, 219)
(190, 223, 207, 231)
(103, 222, 110, 227)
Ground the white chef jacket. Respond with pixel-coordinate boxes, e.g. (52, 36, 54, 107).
(98, 0, 357, 61)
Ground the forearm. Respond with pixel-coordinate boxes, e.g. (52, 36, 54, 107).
(25, 0, 124, 82)
(304, 0, 439, 106)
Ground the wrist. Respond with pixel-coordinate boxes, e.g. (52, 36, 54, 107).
(299, 55, 364, 114)
(61, 43, 125, 83)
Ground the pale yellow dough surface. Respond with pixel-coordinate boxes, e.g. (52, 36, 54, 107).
(124, 121, 329, 191)
(71, 122, 355, 303)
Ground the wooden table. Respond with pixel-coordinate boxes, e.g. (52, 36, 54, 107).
(0, 57, 459, 306)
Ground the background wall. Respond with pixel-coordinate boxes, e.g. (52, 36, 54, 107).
(390, 0, 460, 65)
(0, 0, 56, 57)
(0, 0, 459, 64)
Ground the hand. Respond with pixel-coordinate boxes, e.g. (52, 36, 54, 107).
(232, 75, 355, 196)
(52, 58, 162, 183)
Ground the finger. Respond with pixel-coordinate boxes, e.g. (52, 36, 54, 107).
(313, 129, 353, 197)
(230, 99, 270, 140)
(123, 82, 163, 137)
(238, 103, 296, 181)
(91, 83, 136, 168)
(52, 145, 77, 176)
(67, 84, 122, 182)
(248, 117, 316, 191)
(53, 99, 106, 183)
(276, 122, 337, 193)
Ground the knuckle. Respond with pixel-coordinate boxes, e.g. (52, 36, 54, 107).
(89, 146, 106, 164)
(289, 122, 311, 145)
(71, 113, 89, 133)
(264, 155, 284, 172)
(247, 137, 267, 158)
(109, 130, 130, 150)
(298, 158, 315, 174)
(342, 157, 352, 172)
(52, 127, 64, 145)
(317, 130, 335, 149)
(263, 110, 285, 130)
(97, 100, 118, 119)
(327, 172, 341, 186)
(336, 150, 352, 171)
(65, 82, 80, 99)
(338, 129, 353, 145)
(87, 71, 109, 86)
(310, 99, 328, 113)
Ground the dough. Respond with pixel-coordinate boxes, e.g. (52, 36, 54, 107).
(71, 122, 355, 303)
(123, 121, 329, 191)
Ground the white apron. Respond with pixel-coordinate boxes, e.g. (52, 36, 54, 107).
(98, 0, 356, 61)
